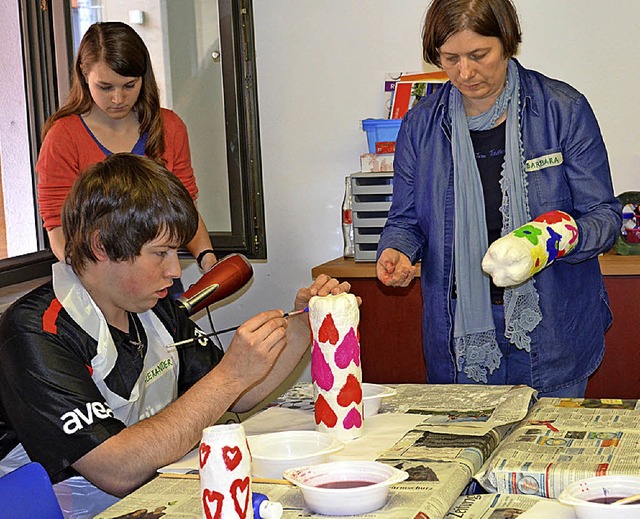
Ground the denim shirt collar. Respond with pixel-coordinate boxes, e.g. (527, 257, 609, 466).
(436, 58, 539, 135)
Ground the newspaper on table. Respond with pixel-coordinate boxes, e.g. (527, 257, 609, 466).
(443, 493, 549, 519)
(99, 384, 538, 519)
(477, 397, 640, 499)
(95, 476, 203, 518)
(95, 476, 487, 519)
(442, 493, 576, 519)
(95, 479, 569, 519)
(256, 470, 476, 519)
(265, 383, 537, 519)
(273, 383, 536, 436)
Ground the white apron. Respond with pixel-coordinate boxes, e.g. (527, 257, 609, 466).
(49, 263, 180, 518)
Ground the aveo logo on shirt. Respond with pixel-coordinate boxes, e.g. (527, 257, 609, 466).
(60, 402, 114, 434)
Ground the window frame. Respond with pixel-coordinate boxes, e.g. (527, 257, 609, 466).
(0, 0, 58, 288)
(213, 0, 266, 259)
(0, 0, 265, 289)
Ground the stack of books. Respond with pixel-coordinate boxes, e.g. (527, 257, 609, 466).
(386, 70, 448, 120)
(361, 70, 448, 172)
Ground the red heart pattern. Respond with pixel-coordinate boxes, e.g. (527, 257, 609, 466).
(318, 313, 339, 345)
(343, 407, 363, 429)
(199, 443, 211, 469)
(337, 373, 362, 407)
(230, 477, 251, 519)
(334, 327, 360, 369)
(314, 393, 338, 427)
(222, 445, 242, 472)
(202, 488, 224, 519)
(312, 340, 334, 391)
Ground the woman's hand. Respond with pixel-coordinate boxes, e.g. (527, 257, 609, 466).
(376, 248, 417, 287)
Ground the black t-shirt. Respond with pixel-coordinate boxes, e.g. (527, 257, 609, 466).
(0, 281, 224, 483)
(471, 121, 506, 302)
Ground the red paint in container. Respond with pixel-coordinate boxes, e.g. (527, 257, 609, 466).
(316, 480, 377, 489)
(587, 496, 626, 504)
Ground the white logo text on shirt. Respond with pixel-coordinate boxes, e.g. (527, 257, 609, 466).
(60, 402, 114, 434)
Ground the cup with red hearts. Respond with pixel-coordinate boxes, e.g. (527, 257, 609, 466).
(199, 423, 252, 519)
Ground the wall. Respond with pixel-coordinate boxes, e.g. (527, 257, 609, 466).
(102, 0, 168, 102)
(184, 1, 432, 386)
(163, 0, 231, 232)
(0, 1, 38, 257)
(516, 1, 640, 195)
(184, 1, 640, 387)
(100, 1, 231, 231)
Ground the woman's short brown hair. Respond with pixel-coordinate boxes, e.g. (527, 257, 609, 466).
(63, 153, 199, 273)
(422, 0, 521, 67)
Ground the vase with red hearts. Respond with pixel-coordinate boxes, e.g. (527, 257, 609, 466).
(309, 293, 364, 442)
(200, 423, 253, 519)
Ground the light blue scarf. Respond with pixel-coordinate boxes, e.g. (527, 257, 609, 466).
(450, 59, 542, 383)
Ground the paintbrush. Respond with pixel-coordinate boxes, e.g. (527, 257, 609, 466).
(167, 307, 309, 348)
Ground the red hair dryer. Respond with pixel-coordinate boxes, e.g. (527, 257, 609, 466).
(176, 253, 253, 316)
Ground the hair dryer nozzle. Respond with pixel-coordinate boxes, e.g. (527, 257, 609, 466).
(177, 253, 253, 316)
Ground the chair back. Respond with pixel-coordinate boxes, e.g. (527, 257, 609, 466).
(0, 462, 63, 519)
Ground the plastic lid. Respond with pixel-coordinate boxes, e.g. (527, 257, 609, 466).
(361, 118, 402, 128)
(258, 500, 284, 519)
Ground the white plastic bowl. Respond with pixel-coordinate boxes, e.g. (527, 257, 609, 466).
(558, 475, 640, 519)
(248, 431, 343, 479)
(362, 383, 396, 417)
(283, 460, 408, 516)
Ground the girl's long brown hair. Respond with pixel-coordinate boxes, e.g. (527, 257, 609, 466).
(43, 22, 165, 161)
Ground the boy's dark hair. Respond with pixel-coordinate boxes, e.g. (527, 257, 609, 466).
(63, 153, 199, 273)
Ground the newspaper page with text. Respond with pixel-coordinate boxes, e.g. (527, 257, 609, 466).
(98, 385, 538, 519)
(444, 493, 547, 519)
(273, 383, 535, 437)
(477, 397, 640, 498)
(96, 475, 477, 519)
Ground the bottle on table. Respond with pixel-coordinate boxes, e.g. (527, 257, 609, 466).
(253, 492, 283, 518)
(342, 175, 355, 258)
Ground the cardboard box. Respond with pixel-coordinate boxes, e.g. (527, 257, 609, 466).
(360, 153, 394, 173)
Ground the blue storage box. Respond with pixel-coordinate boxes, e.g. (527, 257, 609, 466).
(362, 118, 402, 153)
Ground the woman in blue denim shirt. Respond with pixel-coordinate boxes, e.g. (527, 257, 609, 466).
(376, 0, 621, 397)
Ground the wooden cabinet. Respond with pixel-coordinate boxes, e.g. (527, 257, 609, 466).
(347, 278, 425, 383)
(588, 275, 640, 398)
(312, 254, 640, 398)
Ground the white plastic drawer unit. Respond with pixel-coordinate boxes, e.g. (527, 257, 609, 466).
(350, 172, 394, 262)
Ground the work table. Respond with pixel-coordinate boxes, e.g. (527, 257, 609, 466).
(312, 252, 640, 398)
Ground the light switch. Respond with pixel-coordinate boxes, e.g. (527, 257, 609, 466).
(128, 10, 145, 25)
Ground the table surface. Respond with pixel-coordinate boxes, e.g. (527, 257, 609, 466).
(98, 385, 640, 518)
(97, 384, 542, 519)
